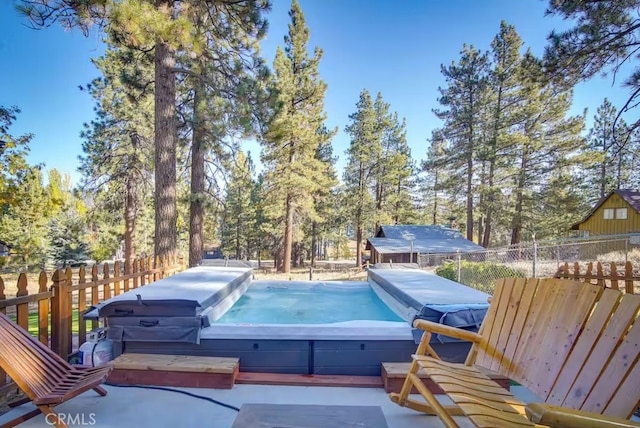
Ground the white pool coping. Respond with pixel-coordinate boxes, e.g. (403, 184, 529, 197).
(200, 320, 414, 341)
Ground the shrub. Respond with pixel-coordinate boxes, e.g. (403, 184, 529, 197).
(436, 260, 526, 293)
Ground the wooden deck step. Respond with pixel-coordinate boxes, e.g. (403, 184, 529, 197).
(382, 362, 510, 394)
(107, 353, 239, 389)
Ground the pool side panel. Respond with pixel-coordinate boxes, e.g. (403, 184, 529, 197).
(124, 340, 310, 374)
(122, 338, 470, 376)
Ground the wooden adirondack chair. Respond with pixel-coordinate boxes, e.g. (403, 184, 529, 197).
(0, 312, 112, 428)
(390, 277, 640, 428)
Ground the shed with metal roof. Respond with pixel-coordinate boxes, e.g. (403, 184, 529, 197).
(365, 225, 484, 264)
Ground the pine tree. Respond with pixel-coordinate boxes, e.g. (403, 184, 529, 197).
(0, 105, 32, 211)
(382, 114, 415, 224)
(420, 130, 448, 225)
(180, 1, 268, 267)
(0, 168, 50, 271)
(434, 44, 490, 241)
(583, 98, 631, 201)
(371, 93, 391, 230)
(308, 127, 338, 267)
(260, 0, 334, 273)
(481, 21, 524, 246)
(344, 89, 377, 267)
(79, 39, 154, 270)
(220, 152, 257, 259)
(19, 0, 271, 260)
(545, 0, 640, 137)
(509, 53, 585, 243)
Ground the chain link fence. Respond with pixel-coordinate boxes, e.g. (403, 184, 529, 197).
(417, 233, 640, 294)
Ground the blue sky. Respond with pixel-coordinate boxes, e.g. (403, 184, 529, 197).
(0, 0, 632, 185)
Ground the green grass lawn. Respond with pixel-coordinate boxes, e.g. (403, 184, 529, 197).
(11, 311, 88, 337)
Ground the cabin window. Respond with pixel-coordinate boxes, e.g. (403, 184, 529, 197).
(616, 208, 628, 219)
(603, 209, 614, 220)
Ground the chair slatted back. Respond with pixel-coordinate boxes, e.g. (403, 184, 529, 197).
(0, 312, 73, 399)
(474, 278, 640, 419)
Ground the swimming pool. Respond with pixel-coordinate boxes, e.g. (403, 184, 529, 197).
(215, 281, 404, 324)
(100, 267, 488, 375)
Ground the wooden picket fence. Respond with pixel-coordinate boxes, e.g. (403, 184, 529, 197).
(555, 261, 639, 294)
(0, 255, 185, 397)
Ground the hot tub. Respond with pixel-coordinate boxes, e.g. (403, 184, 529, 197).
(121, 274, 486, 375)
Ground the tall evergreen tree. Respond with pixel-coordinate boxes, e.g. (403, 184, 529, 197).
(0, 105, 32, 211)
(420, 130, 448, 225)
(0, 168, 50, 271)
(481, 21, 524, 246)
(583, 98, 631, 201)
(382, 114, 415, 225)
(308, 127, 338, 267)
(80, 39, 154, 270)
(509, 53, 585, 244)
(344, 89, 377, 267)
(19, 0, 271, 260)
(261, 0, 334, 273)
(434, 44, 490, 241)
(220, 151, 257, 260)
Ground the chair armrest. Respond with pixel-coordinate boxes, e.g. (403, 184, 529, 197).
(525, 403, 640, 428)
(412, 319, 482, 343)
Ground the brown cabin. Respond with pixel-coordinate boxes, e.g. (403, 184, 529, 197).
(571, 189, 640, 236)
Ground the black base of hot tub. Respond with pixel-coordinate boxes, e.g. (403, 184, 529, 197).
(119, 339, 472, 376)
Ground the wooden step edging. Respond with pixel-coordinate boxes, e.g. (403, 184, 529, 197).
(107, 353, 239, 390)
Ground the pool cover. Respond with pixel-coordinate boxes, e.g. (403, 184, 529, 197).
(85, 266, 252, 344)
(367, 269, 490, 343)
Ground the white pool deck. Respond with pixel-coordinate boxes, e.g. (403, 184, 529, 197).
(1, 383, 546, 428)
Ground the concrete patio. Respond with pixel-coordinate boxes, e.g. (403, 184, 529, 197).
(0, 383, 544, 428)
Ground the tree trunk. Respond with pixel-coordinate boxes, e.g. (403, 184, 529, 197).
(355, 162, 365, 268)
(466, 91, 474, 241)
(432, 171, 438, 225)
(281, 193, 293, 273)
(600, 131, 607, 198)
(188, 78, 205, 268)
(124, 149, 138, 270)
(356, 225, 363, 268)
(310, 221, 317, 267)
(511, 145, 528, 245)
(466, 155, 474, 240)
(292, 242, 298, 268)
(154, 9, 177, 259)
(482, 160, 495, 247)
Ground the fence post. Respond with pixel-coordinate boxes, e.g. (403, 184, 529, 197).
(103, 264, 111, 300)
(38, 271, 49, 346)
(0, 277, 5, 315)
(456, 250, 461, 283)
(625, 261, 634, 294)
(51, 269, 71, 360)
(625, 239, 629, 264)
(113, 261, 121, 296)
(532, 237, 538, 277)
(16, 274, 29, 330)
(309, 267, 313, 281)
(77, 267, 86, 346)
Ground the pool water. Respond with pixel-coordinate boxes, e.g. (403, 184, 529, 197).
(215, 281, 404, 324)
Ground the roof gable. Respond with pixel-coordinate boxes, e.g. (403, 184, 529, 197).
(571, 189, 640, 229)
(618, 189, 640, 213)
(377, 225, 463, 240)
